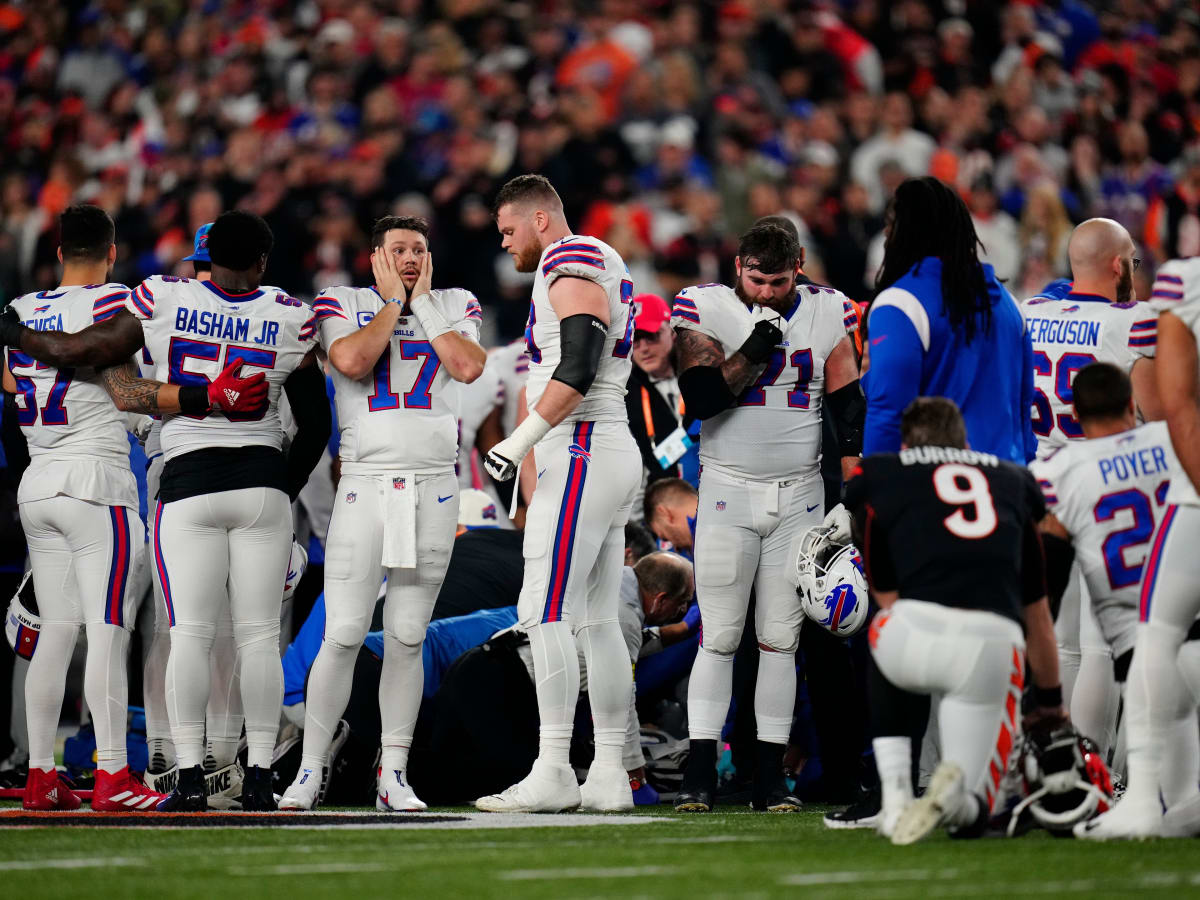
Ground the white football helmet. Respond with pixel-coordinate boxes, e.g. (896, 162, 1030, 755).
(5, 571, 39, 660)
(283, 539, 308, 603)
(794, 525, 869, 637)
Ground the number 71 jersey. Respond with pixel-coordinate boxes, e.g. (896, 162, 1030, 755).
(315, 286, 482, 474)
(672, 282, 848, 481)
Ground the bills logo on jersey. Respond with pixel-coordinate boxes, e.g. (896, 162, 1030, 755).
(393, 477, 406, 490)
(482, 503, 497, 521)
(346, 492, 357, 503)
(33, 305, 50, 314)
(568, 443, 591, 461)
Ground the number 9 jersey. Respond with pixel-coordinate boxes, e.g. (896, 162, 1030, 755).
(124, 276, 318, 462)
(845, 447, 1047, 625)
(671, 282, 850, 482)
(314, 286, 483, 475)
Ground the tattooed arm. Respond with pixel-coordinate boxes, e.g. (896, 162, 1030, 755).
(673, 327, 765, 394)
(99, 362, 185, 415)
(6, 309, 146, 369)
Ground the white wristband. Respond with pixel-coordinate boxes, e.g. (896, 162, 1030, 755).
(408, 292, 452, 341)
(507, 409, 552, 462)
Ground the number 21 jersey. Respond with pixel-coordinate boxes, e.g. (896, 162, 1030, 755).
(315, 286, 482, 474)
(844, 448, 1046, 625)
(125, 276, 318, 462)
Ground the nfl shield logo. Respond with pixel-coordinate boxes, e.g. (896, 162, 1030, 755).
(715, 501, 726, 511)
(393, 477, 406, 490)
(346, 492, 357, 503)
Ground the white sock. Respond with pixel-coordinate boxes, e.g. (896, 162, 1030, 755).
(755, 649, 797, 744)
(25, 622, 78, 771)
(687, 647, 734, 741)
(206, 625, 241, 768)
(207, 737, 239, 769)
(1071, 648, 1118, 755)
(143, 620, 172, 760)
(299, 640, 359, 770)
(166, 624, 214, 770)
(379, 631, 425, 774)
(1058, 645, 1081, 711)
(85, 623, 130, 773)
(528, 621, 579, 767)
(234, 619, 282, 769)
(873, 736, 914, 814)
(577, 621, 632, 768)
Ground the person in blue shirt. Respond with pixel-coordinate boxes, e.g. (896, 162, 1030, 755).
(864, 176, 1036, 463)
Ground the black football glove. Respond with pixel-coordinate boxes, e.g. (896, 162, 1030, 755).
(737, 318, 782, 364)
(0, 304, 24, 348)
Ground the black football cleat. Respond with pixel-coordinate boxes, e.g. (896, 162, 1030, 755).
(673, 787, 714, 813)
(751, 787, 803, 812)
(823, 788, 881, 829)
(156, 765, 208, 812)
(240, 765, 278, 811)
(751, 741, 802, 812)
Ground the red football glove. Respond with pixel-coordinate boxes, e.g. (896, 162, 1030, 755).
(208, 360, 269, 415)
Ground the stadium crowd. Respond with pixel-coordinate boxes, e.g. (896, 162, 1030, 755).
(1, 0, 1200, 842)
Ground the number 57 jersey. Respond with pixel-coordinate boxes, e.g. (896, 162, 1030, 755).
(126, 276, 318, 462)
(314, 286, 483, 474)
(1029, 421, 1179, 656)
(672, 282, 849, 482)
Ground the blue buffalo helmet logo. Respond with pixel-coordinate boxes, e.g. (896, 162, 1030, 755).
(482, 503, 497, 521)
(568, 443, 591, 461)
(822, 583, 858, 630)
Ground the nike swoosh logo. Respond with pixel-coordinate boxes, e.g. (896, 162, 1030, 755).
(437, 495, 453, 503)
(806, 503, 820, 512)
(871, 336, 887, 345)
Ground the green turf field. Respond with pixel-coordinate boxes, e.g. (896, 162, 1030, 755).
(3, 805, 1200, 898)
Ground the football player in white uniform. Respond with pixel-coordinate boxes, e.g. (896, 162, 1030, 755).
(0, 210, 332, 811)
(475, 174, 641, 812)
(1022, 218, 1161, 760)
(669, 222, 864, 812)
(1077, 258, 1200, 840)
(1, 206, 176, 811)
(279, 215, 486, 811)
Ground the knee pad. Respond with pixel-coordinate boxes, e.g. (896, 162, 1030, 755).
(234, 619, 280, 652)
(1179, 641, 1200, 705)
(170, 622, 216, 646)
(701, 630, 740, 657)
(384, 619, 427, 648)
(758, 622, 799, 655)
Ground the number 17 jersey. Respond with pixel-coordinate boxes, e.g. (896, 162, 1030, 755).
(315, 286, 482, 475)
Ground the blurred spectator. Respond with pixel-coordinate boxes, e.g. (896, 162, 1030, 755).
(849, 93, 936, 213)
(968, 174, 1021, 283)
(1018, 181, 1073, 296)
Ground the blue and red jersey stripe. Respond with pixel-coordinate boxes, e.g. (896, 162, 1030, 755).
(542, 421, 595, 624)
(105, 506, 132, 626)
(1139, 504, 1178, 622)
(153, 501, 176, 627)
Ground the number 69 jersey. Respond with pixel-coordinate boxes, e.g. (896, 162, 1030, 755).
(844, 448, 1046, 626)
(124, 276, 318, 462)
(6, 283, 138, 507)
(1029, 421, 1178, 656)
(1020, 294, 1157, 459)
(314, 286, 482, 475)
(672, 282, 849, 482)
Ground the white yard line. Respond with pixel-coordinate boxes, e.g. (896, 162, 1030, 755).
(498, 865, 682, 880)
(0, 857, 147, 871)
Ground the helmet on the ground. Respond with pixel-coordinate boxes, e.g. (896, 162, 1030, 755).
(794, 525, 869, 637)
(5, 571, 39, 660)
(283, 539, 309, 603)
(1007, 725, 1113, 836)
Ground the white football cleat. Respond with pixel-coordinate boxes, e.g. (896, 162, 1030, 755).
(1162, 793, 1200, 838)
(876, 802, 909, 839)
(891, 761, 965, 846)
(279, 767, 321, 811)
(579, 764, 634, 812)
(376, 767, 428, 812)
(204, 761, 244, 811)
(475, 759, 582, 813)
(1075, 793, 1164, 840)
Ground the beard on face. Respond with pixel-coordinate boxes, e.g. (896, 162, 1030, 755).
(1116, 259, 1133, 304)
(734, 272, 796, 311)
(513, 242, 542, 273)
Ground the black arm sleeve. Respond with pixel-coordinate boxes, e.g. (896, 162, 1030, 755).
(827, 379, 866, 457)
(1021, 519, 1051, 608)
(551, 314, 607, 394)
(282, 363, 333, 502)
(678, 365, 738, 420)
(1040, 531, 1075, 618)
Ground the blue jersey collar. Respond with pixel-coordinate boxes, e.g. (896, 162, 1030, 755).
(203, 281, 263, 302)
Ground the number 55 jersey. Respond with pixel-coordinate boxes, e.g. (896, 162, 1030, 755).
(845, 448, 1047, 624)
(671, 282, 849, 482)
(1029, 421, 1180, 657)
(126, 275, 319, 462)
(312, 286, 482, 475)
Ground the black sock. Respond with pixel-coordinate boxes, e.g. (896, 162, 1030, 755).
(681, 739, 718, 793)
(178, 765, 204, 791)
(753, 740, 786, 802)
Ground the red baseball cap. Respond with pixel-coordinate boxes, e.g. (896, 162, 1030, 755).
(634, 294, 671, 333)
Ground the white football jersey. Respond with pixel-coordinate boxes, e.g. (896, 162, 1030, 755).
(1021, 293, 1157, 458)
(125, 276, 318, 462)
(489, 338, 529, 436)
(7, 283, 138, 507)
(1030, 421, 1178, 655)
(316, 286, 482, 474)
(672, 282, 849, 481)
(1148, 258, 1200, 506)
(524, 235, 634, 423)
(455, 357, 502, 488)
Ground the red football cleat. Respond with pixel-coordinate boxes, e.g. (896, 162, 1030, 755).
(23, 767, 82, 811)
(92, 766, 169, 811)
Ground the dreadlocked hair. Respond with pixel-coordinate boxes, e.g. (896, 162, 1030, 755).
(875, 176, 991, 344)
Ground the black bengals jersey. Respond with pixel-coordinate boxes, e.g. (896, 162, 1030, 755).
(844, 446, 1048, 624)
